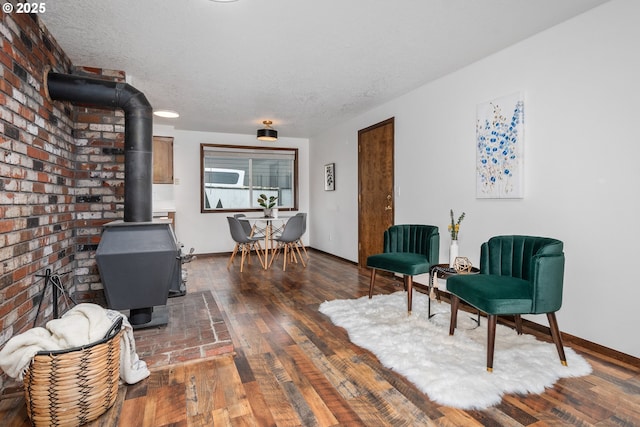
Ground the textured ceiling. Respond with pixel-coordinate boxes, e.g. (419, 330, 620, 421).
(40, 0, 608, 138)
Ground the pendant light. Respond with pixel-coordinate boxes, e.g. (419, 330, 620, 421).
(257, 120, 278, 141)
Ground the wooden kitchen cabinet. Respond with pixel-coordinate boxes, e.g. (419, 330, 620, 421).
(153, 136, 174, 184)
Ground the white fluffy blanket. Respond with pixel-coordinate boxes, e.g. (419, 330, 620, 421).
(0, 303, 150, 384)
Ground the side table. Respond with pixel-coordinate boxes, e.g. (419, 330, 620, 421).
(428, 263, 480, 321)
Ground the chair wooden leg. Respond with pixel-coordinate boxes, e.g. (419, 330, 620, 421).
(547, 312, 568, 366)
(293, 244, 306, 267)
(268, 243, 280, 269)
(514, 314, 523, 335)
(449, 295, 459, 335)
(487, 314, 497, 372)
(227, 243, 239, 269)
(240, 244, 247, 273)
(298, 238, 309, 259)
(368, 269, 377, 299)
(288, 243, 298, 264)
(282, 244, 288, 271)
(254, 242, 265, 269)
(406, 275, 413, 315)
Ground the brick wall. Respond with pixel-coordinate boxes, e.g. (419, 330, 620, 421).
(1, 10, 74, 344)
(0, 12, 124, 389)
(70, 66, 125, 304)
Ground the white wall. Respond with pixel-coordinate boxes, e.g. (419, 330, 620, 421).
(152, 125, 310, 254)
(309, 0, 640, 358)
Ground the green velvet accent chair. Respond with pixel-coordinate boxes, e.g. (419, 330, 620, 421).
(447, 235, 567, 372)
(367, 224, 439, 314)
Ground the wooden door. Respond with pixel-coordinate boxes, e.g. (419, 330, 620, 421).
(358, 118, 394, 267)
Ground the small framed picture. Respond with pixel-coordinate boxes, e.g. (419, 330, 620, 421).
(324, 163, 335, 191)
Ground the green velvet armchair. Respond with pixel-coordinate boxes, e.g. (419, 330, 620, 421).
(367, 224, 439, 314)
(447, 235, 567, 372)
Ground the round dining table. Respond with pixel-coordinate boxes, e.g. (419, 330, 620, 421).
(242, 215, 292, 269)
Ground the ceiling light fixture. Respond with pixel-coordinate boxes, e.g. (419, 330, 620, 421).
(209, 0, 239, 2)
(256, 120, 278, 141)
(153, 109, 180, 118)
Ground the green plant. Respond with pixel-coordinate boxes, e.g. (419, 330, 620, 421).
(257, 194, 278, 209)
(448, 209, 465, 240)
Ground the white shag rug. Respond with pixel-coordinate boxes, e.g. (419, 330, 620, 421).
(318, 291, 592, 410)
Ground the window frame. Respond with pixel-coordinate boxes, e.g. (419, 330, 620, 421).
(200, 143, 299, 213)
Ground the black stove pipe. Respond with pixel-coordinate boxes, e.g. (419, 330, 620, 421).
(46, 72, 153, 222)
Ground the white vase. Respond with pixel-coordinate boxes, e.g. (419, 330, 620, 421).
(449, 240, 459, 268)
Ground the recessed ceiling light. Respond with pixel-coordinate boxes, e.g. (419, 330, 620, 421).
(210, 0, 239, 2)
(153, 110, 180, 118)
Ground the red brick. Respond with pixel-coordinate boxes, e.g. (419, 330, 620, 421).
(0, 220, 15, 233)
(12, 266, 28, 281)
(32, 182, 45, 193)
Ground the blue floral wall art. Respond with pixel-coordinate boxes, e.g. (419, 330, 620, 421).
(476, 92, 524, 199)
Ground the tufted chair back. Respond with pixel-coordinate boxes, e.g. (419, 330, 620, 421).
(479, 235, 564, 314)
(383, 224, 439, 266)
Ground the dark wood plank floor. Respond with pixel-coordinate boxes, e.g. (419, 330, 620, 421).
(2, 250, 639, 426)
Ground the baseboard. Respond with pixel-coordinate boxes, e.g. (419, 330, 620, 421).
(307, 247, 358, 265)
(517, 318, 640, 367)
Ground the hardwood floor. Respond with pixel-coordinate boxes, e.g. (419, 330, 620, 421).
(2, 250, 639, 426)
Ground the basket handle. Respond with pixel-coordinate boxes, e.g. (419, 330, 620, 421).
(104, 316, 123, 339)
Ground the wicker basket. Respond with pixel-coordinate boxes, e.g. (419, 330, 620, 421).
(23, 317, 123, 427)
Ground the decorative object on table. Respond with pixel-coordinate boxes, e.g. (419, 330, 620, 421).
(324, 163, 335, 191)
(476, 92, 524, 199)
(429, 272, 438, 300)
(453, 256, 472, 273)
(449, 240, 458, 268)
(257, 193, 278, 217)
(319, 291, 591, 410)
(448, 209, 465, 267)
(429, 262, 477, 301)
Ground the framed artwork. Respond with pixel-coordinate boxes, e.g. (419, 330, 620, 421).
(324, 163, 335, 191)
(476, 92, 524, 199)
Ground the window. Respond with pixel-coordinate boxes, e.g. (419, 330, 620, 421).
(201, 144, 298, 212)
